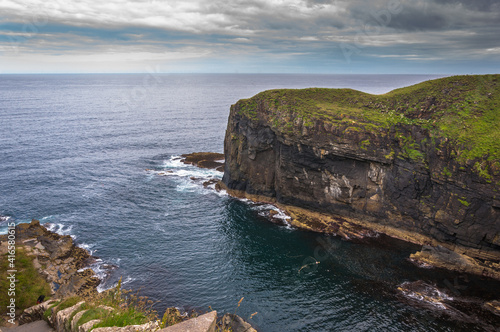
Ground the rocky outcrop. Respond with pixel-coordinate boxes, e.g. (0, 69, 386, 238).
(222, 75, 500, 278)
(0, 219, 100, 298)
(181, 152, 224, 172)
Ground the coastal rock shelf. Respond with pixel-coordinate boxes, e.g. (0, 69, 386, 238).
(221, 75, 500, 279)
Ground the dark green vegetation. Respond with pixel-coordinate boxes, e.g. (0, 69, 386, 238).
(236, 75, 500, 179)
(0, 248, 52, 323)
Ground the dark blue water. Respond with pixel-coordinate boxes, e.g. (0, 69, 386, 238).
(2, 74, 497, 331)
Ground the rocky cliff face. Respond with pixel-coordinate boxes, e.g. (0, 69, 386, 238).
(222, 75, 500, 277)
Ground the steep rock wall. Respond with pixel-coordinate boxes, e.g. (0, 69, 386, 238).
(222, 76, 500, 266)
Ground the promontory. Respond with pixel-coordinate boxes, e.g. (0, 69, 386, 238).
(221, 74, 500, 279)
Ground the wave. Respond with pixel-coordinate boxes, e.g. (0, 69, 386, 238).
(147, 155, 223, 194)
(0, 215, 11, 222)
(97, 275, 135, 293)
(44, 222, 74, 237)
(77, 243, 96, 256)
(398, 281, 453, 310)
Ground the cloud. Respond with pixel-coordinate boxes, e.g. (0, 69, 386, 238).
(0, 0, 498, 73)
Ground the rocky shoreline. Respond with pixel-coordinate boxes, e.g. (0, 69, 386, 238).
(0, 218, 257, 332)
(0, 219, 100, 300)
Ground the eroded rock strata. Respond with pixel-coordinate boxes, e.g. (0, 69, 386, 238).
(221, 75, 500, 278)
(0, 219, 100, 298)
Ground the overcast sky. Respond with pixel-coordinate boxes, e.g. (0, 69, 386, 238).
(0, 0, 499, 74)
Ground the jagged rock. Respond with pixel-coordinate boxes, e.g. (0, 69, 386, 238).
(158, 311, 217, 332)
(0, 219, 100, 299)
(56, 269, 100, 298)
(410, 245, 500, 279)
(18, 300, 57, 325)
(221, 313, 257, 332)
(181, 152, 224, 172)
(79, 319, 101, 332)
(54, 301, 85, 332)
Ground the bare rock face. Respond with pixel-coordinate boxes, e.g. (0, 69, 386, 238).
(222, 76, 500, 279)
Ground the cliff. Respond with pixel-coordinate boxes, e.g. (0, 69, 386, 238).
(222, 74, 500, 278)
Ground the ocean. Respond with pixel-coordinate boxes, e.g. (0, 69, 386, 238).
(1, 73, 498, 331)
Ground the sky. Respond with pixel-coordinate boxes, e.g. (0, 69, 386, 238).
(0, 0, 499, 74)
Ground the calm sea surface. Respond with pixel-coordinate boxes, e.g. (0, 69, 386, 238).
(1, 74, 497, 331)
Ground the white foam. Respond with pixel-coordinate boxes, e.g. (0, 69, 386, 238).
(44, 223, 73, 236)
(77, 243, 96, 255)
(398, 282, 453, 310)
(0, 215, 11, 222)
(162, 156, 185, 169)
(97, 276, 135, 293)
(176, 180, 203, 193)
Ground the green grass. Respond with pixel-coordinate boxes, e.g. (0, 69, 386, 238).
(0, 248, 52, 323)
(43, 301, 60, 322)
(235, 75, 500, 178)
(54, 296, 82, 313)
(76, 307, 110, 327)
(91, 308, 148, 329)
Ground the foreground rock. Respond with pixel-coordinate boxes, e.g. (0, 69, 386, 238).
(159, 311, 217, 332)
(0, 219, 100, 299)
(222, 75, 500, 279)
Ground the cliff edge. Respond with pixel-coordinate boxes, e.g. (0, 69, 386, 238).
(222, 74, 500, 278)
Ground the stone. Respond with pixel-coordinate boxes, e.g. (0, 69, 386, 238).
(71, 309, 89, 331)
(54, 301, 85, 332)
(158, 311, 217, 332)
(221, 313, 257, 332)
(79, 319, 101, 332)
(92, 321, 159, 332)
(35, 242, 46, 250)
(18, 300, 57, 325)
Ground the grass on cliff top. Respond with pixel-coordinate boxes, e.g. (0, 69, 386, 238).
(0, 247, 52, 323)
(236, 74, 500, 163)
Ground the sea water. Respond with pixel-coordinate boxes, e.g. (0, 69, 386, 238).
(1, 74, 498, 331)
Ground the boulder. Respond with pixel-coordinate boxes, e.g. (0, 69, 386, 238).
(18, 300, 57, 325)
(221, 313, 257, 332)
(158, 311, 217, 332)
